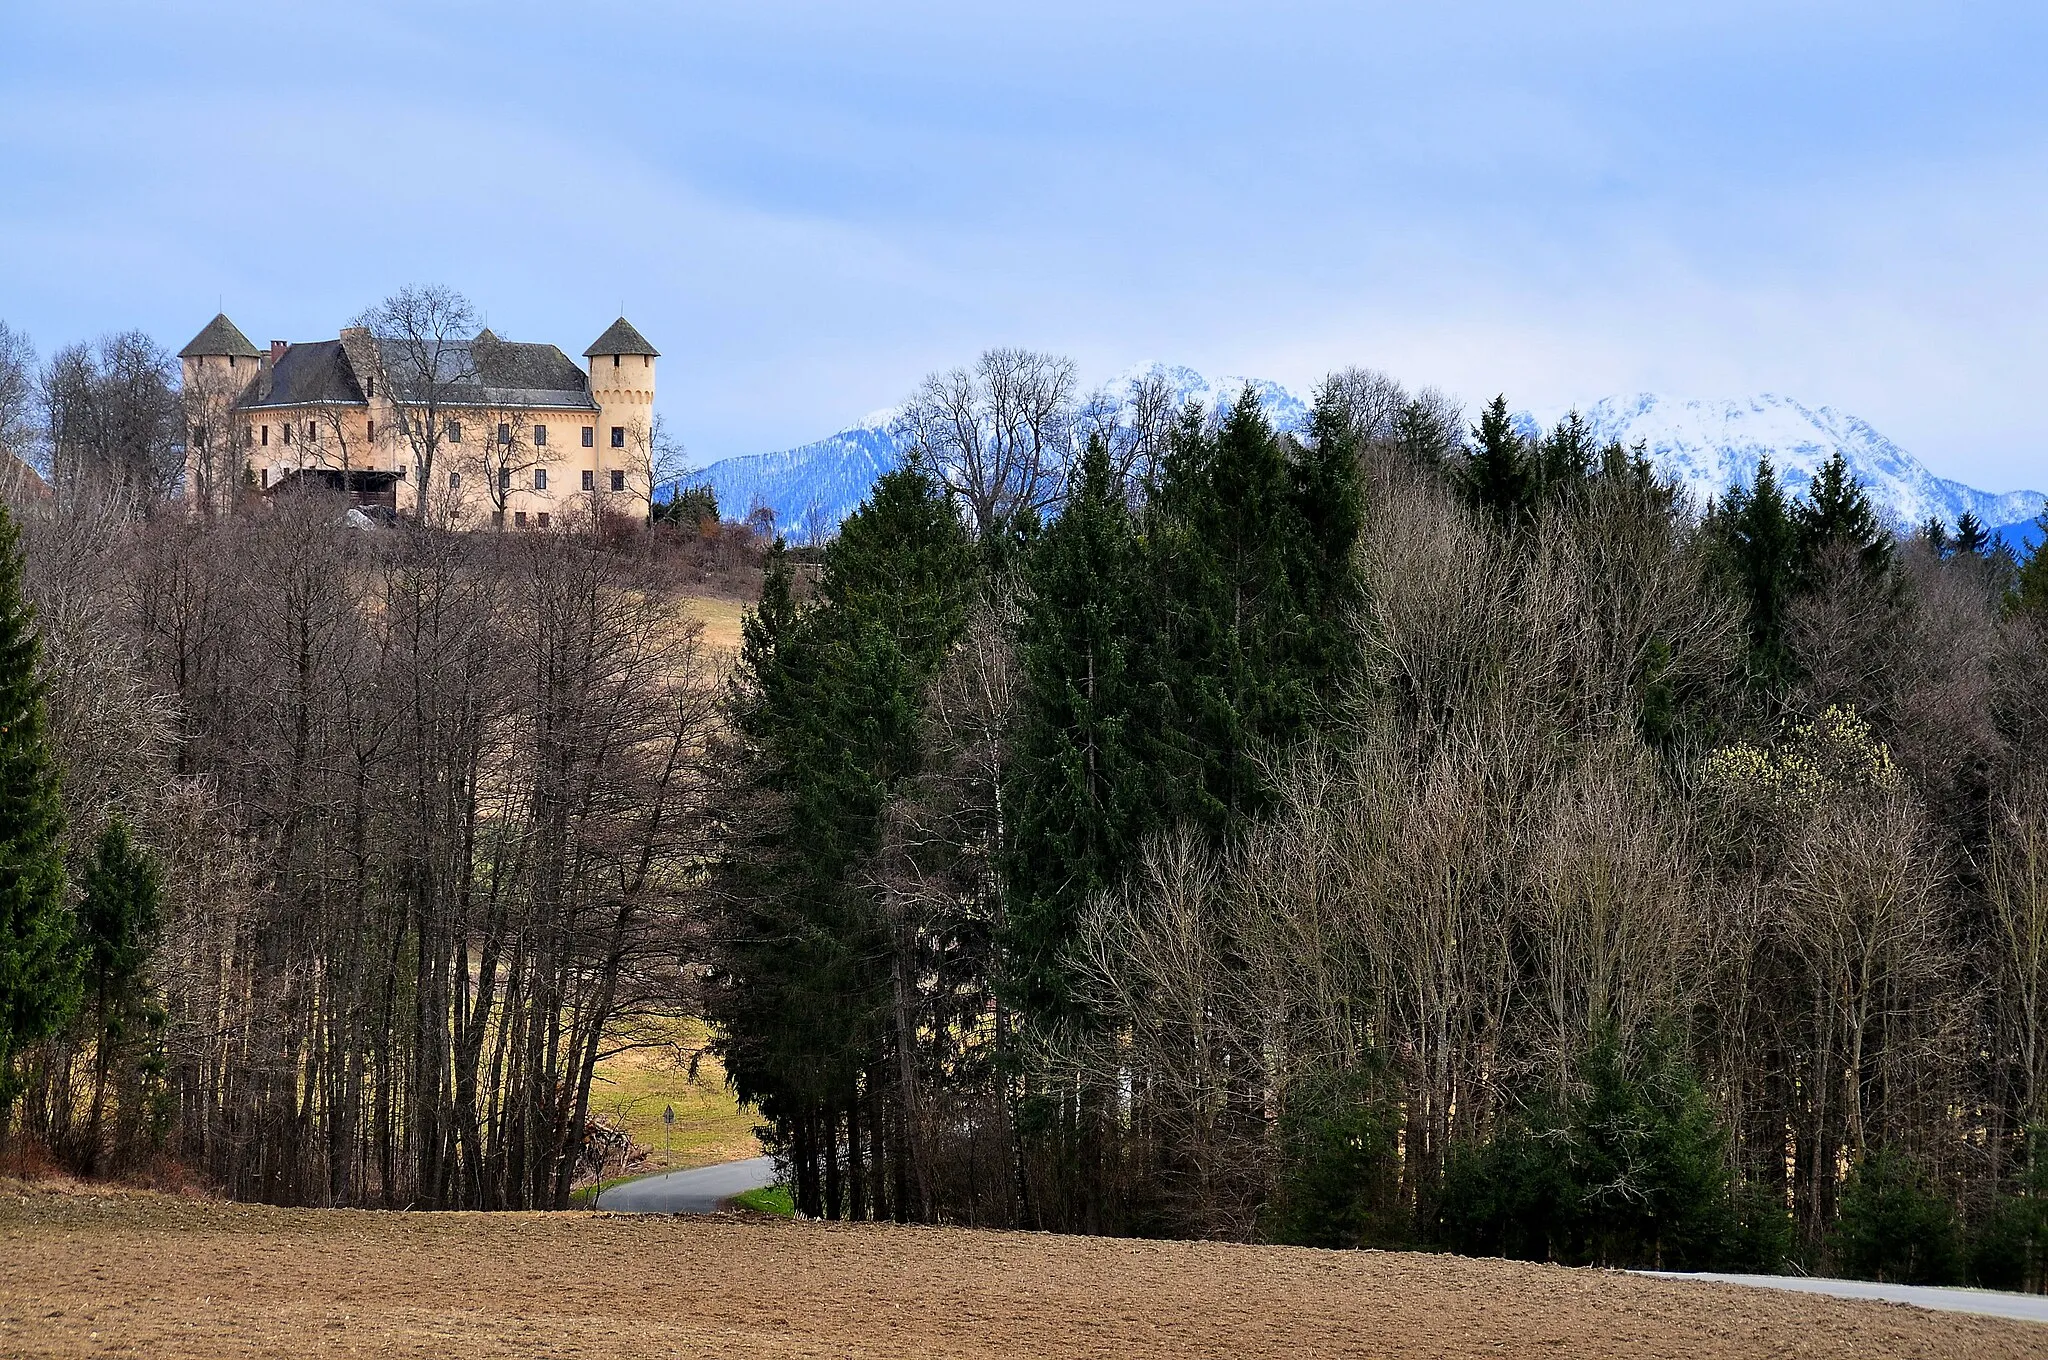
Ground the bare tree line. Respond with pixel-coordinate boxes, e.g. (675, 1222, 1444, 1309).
(7, 483, 723, 1207)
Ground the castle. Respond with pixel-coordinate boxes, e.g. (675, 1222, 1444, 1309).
(178, 312, 658, 525)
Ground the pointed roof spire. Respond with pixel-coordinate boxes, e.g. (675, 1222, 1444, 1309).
(178, 312, 262, 359)
(583, 316, 659, 358)
(475, 327, 500, 344)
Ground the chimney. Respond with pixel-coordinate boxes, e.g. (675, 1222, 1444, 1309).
(269, 340, 288, 366)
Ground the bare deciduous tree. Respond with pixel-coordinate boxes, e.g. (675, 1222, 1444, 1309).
(895, 348, 1078, 536)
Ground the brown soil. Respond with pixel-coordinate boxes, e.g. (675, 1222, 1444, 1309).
(1, 1181, 2038, 1359)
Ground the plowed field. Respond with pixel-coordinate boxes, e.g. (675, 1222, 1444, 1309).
(1, 1181, 2038, 1359)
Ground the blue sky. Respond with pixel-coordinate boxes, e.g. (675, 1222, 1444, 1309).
(2, 2, 2043, 488)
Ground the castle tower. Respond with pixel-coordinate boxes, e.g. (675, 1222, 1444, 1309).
(177, 313, 262, 511)
(583, 317, 658, 510)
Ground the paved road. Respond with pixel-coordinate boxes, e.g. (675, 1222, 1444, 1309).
(594, 1156, 778, 1213)
(1638, 1271, 2048, 1325)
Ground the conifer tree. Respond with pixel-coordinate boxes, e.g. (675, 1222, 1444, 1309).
(1145, 389, 1303, 831)
(1953, 510, 1989, 557)
(0, 500, 75, 1113)
(1795, 451, 1894, 582)
(1004, 438, 1152, 1021)
(76, 816, 159, 1172)
(1463, 395, 1532, 525)
(1290, 380, 1368, 694)
(1707, 457, 1800, 689)
(709, 468, 976, 1215)
(1534, 410, 1594, 504)
(2012, 503, 2048, 617)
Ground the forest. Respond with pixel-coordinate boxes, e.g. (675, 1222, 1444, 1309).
(1, 317, 2047, 1289)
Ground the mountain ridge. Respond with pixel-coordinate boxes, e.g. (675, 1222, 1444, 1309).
(678, 373, 2044, 552)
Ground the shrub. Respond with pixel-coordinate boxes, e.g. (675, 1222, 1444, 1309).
(1263, 1065, 1404, 1249)
(1830, 1146, 1960, 1285)
(1437, 1031, 1785, 1271)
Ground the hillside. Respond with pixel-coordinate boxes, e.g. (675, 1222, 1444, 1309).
(677, 372, 2042, 549)
(2, 1182, 2036, 1358)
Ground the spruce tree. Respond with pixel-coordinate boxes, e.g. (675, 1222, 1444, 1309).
(0, 500, 75, 1110)
(1707, 457, 1800, 689)
(1463, 395, 1532, 525)
(1004, 438, 1152, 1021)
(708, 467, 976, 1212)
(1145, 388, 1302, 832)
(1534, 410, 1594, 504)
(2012, 502, 2048, 617)
(77, 816, 159, 1172)
(1954, 510, 1989, 557)
(1291, 381, 1367, 697)
(1795, 451, 1894, 581)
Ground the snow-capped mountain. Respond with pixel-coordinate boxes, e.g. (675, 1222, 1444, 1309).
(677, 377, 2042, 551)
(679, 362, 1310, 537)
(1569, 394, 2043, 541)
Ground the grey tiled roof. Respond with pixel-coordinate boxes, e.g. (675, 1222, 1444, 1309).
(178, 313, 262, 359)
(583, 317, 659, 358)
(238, 341, 367, 409)
(239, 336, 598, 413)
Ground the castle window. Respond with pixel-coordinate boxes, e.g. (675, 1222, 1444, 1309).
(498, 422, 511, 446)
(245, 425, 254, 447)
(261, 425, 269, 446)
(307, 421, 317, 441)
(612, 354, 620, 367)
(581, 469, 594, 492)
(533, 468, 548, 492)
(581, 426, 594, 448)
(514, 511, 527, 527)
(499, 468, 511, 493)
(449, 471, 461, 490)
(260, 468, 269, 487)
(492, 510, 504, 527)
(365, 379, 374, 398)
(283, 424, 292, 445)
(446, 419, 462, 443)
(611, 469, 626, 493)
(610, 426, 625, 448)
(367, 419, 375, 441)
(536, 512, 550, 529)
(533, 424, 547, 446)
(192, 425, 206, 448)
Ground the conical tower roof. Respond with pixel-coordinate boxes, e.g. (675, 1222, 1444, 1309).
(178, 312, 262, 359)
(583, 316, 659, 358)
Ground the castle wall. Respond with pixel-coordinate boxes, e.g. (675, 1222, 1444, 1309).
(227, 338, 656, 527)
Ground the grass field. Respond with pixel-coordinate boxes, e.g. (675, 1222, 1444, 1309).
(2, 1181, 2037, 1359)
(581, 1019, 761, 1179)
(680, 594, 748, 653)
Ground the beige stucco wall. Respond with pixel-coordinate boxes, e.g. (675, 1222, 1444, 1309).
(220, 328, 657, 527)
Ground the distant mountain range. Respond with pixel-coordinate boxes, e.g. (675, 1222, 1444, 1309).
(677, 369, 2045, 553)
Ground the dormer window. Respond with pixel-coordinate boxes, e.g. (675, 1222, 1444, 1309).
(365, 379, 374, 398)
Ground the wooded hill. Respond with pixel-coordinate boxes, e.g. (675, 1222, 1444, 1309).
(708, 367, 2048, 1287)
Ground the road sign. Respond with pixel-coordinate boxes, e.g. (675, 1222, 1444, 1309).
(663, 1105, 675, 1126)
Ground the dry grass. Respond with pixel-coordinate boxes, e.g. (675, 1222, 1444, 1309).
(583, 1022, 761, 1176)
(1, 1180, 2040, 1359)
(679, 594, 747, 654)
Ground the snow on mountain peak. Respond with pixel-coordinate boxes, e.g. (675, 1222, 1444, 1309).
(1571, 392, 2042, 534)
(676, 374, 2043, 548)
